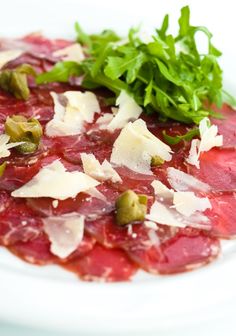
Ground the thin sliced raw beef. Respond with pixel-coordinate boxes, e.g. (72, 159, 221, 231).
(0, 196, 42, 246)
(127, 228, 220, 274)
(205, 191, 236, 239)
(9, 233, 56, 264)
(211, 104, 236, 148)
(10, 233, 96, 265)
(188, 148, 236, 190)
(64, 243, 137, 282)
(85, 215, 220, 274)
(0, 154, 61, 191)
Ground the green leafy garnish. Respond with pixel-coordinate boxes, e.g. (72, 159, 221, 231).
(5, 115, 43, 154)
(0, 64, 36, 100)
(36, 6, 235, 124)
(36, 61, 82, 84)
(0, 161, 7, 177)
(163, 128, 200, 145)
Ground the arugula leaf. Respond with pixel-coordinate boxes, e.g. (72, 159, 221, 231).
(156, 14, 169, 39)
(178, 5, 190, 37)
(222, 90, 236, 108)
(105, 50, 146, 84)
(36, 62, 82, 84)
(75, 22, 92, 50)
(163, 128, 200, 145)
(36, 6, 235, 125)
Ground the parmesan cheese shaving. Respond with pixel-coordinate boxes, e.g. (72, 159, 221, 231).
(110, 119, 172, 175)
(0, 134, 24, 158)
(186, 118, 223, 168)
(173, 191, 212, 217)
(144, 220, 158, 230)
(167, 167, 211, 192)
(0, 49, 23, 69)
(46, 91, 100, 137)
(151, 180, 174, 199)
(146, 201, 186, 228)
(11, 160, 100, 200)
(147, 229, 160, 245)
(148, 176, 212, 228)
(96, 113, 113, 129)
(81, 153, 122, 183)
(106, 91, 142, 131)
(53, 43, 85, 62)
(86, 188, 107, 202)
(146, 200, 210, 229)
(43, 213, 84, 258)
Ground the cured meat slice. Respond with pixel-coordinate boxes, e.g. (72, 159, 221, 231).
(0, 83, 77, 124)
(85, 215, 219, 274)
(62, 129, 118, 165)
(0, 34, 72, 63)
(10, 233, 56, 264)
(63, 234, 96, 262)
(188, 148, 236, 190)
(10, 233, 95, 265)
(126, 228, 220, 274)
(205, 191, 236, 238)
(65, 243, 137, 282)
(1, 154, 61, 191)
(211, 104, 236, 148)
(26, 183, 118, 218)
(0, 197, 42, 246)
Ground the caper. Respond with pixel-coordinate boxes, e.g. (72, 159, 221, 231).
(115, 190, 147, 226)
(151, 155, 164, 167)
(10, 71, 30, 100)
(17, 142, 38, 154)
(0, 64, 36, 100)
(5, 115, 42, 154)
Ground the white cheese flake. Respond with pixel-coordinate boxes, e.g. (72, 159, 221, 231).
(110, 119, 172, 175)
(167, 167, 211, 192)
(146, 200, 210, 229)
(144, 220, 158, 230)
(43, 213, 84, 258)
(186, 117, 223, 168)
(147, 229, 160, 246)
(11, 160, 100, 200)
(146, 201, 186, 228)
(106, 91, 142, 131)
(52, 200, 59, 208)
(86, 188, 107, 202)
(81, 153, 122, 183)
(151, 180, 174, 199)
(127, 224, 133, 235)
(0, 49, 23, 69)
(46, 91, 100, 137)
(0, 134, 24, 158)
(148, 176, 212, 229)
(53, 43, 85, 62)
(96, 113, 114, 130)
(173, 191, 212, 217)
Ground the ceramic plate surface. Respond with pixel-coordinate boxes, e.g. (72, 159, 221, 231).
(0, 0, 235, 334)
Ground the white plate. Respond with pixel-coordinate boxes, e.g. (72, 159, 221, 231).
(0, 0, 236, 335)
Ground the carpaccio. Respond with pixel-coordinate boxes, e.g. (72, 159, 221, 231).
(0, 34, 235, 282)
